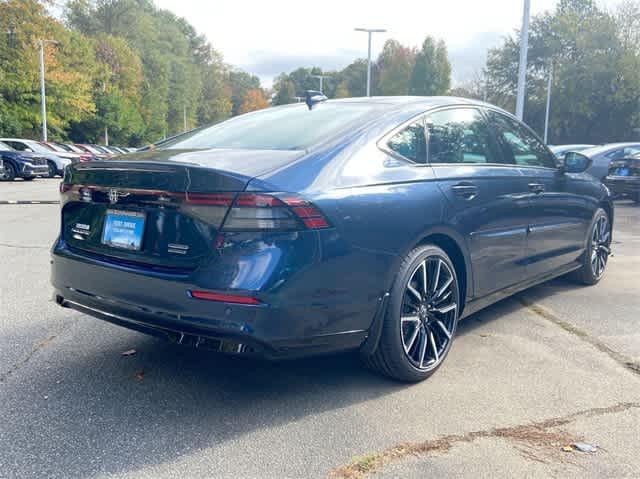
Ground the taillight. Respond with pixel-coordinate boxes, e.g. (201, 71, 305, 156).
(181, 193, 234, 228)
(79, 154, 91, 162)
(221, 193, 330, 231)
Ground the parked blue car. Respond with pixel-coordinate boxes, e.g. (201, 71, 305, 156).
(51, 96, 613, 381)
(0, 140, 50, 181)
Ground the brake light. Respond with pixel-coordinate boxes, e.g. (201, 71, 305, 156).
(189, 290, 260, 305)
(221, 193, 330, 231)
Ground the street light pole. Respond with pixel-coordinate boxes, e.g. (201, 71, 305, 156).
(355, 28, 386, 97)
(544, 63, 553, 144)
(37, 39, 57, 142)
(515, 0, 531, 121)
(311, 74, 329, 93)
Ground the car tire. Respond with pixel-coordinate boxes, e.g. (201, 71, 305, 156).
(46, 161, 57, 178)
(0, 162, 16, 181)
(363, 244, 460, 382)
(569, 208, 611, 285)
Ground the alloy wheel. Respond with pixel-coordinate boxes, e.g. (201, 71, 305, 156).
(401, 256, 458, 371)
(591, 215, 610, 279)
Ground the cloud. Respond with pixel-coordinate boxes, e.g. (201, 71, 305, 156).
(239, 49, 363, 86)
(448, 31, 506, 84)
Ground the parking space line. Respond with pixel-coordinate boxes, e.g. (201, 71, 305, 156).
(0, 200, 59, 205)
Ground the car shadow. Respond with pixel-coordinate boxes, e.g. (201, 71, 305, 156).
(3, 290, 561, 478)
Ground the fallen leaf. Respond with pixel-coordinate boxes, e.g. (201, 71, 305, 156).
(135, 370, 145, 381)
(121, 349, 137, 356)
(562, 445, 574, 452)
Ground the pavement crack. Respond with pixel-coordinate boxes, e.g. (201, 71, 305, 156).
(329, 402, 640, 478)
(517, 296, 640, 378)
(0, 321, 74, 383)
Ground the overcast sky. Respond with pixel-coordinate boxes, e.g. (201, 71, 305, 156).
(154, 0, 623, 87)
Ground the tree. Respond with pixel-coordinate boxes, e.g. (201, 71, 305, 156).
(377, 39, 415, 96)
(485, 0, 640, 143)
(0, 0, 96, 139)
(228, 70, 261, 115)
(272, 75, 296, 105)
(334, 59, 369, 97)
(409, 36, 451, 96)
(238, 89, 269, 114)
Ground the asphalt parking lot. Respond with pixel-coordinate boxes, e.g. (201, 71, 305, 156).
(1, 178, 639, 479)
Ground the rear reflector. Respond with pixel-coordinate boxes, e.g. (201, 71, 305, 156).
(189, 290, 261, 305)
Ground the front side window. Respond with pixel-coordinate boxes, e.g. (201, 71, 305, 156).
(387, 121, 426, 163)
(5, 141, 28, 151)
(487, 111, 556, 168)
(425, 108, 498, 164)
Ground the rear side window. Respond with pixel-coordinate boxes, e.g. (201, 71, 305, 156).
(387, 121, 426, 163)
(425, 108, 498, 164)
(487, 111, 556, 168)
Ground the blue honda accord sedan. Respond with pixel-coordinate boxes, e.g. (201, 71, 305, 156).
(51, 96, 613, 381)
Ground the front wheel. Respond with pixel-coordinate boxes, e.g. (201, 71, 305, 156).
(46, 161, 57, 178)
(0, 162, 16, 181)
(364, 245, 460, 382)
(570, 209, 611, 285)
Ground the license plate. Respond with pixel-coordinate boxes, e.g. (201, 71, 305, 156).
(102, 210, 146, 251)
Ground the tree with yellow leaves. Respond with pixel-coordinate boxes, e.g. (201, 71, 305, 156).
(238, 89, 269, 114)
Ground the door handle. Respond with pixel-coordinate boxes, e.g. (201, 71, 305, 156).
(451, 183, 478, 200)
(528, 183, 545, 194)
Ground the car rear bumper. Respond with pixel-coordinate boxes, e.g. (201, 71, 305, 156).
(51, 240, 370, 358)
(604, 176, 640, 196)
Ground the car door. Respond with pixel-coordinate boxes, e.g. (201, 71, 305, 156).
(427, 107, 530, 298)
(486, 110, 592, 279)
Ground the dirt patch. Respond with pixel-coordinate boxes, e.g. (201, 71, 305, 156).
(329, 402, 639, 478)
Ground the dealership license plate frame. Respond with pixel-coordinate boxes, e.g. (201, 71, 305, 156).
(101, 209, 146, 251)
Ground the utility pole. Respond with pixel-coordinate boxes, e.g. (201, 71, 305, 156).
(37, 39, 58, 142)
(355, 28, 386, 97)
(515, 0, 531, 121)
(544, 63, 553, 144)
(311, 74, 329, 93)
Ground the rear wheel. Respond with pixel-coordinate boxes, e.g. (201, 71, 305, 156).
(364, 245, 460, 382)
(0, 162, 16, 181)
(46, 161, 57, 178)
(570, 209, 611, 285)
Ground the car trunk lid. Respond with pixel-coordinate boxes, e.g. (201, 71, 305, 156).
(59, 148, 304, 273)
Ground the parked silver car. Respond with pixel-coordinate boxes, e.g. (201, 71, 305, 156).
(567, 143, 640, 180)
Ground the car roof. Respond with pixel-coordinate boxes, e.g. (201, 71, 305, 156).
(0, 138, 39, 143)
(579, 143, 640, 157)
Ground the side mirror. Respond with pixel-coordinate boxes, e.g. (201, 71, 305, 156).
(560, 152, 592, 173)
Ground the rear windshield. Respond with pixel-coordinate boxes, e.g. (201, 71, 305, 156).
(161, 103, 383, 151)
